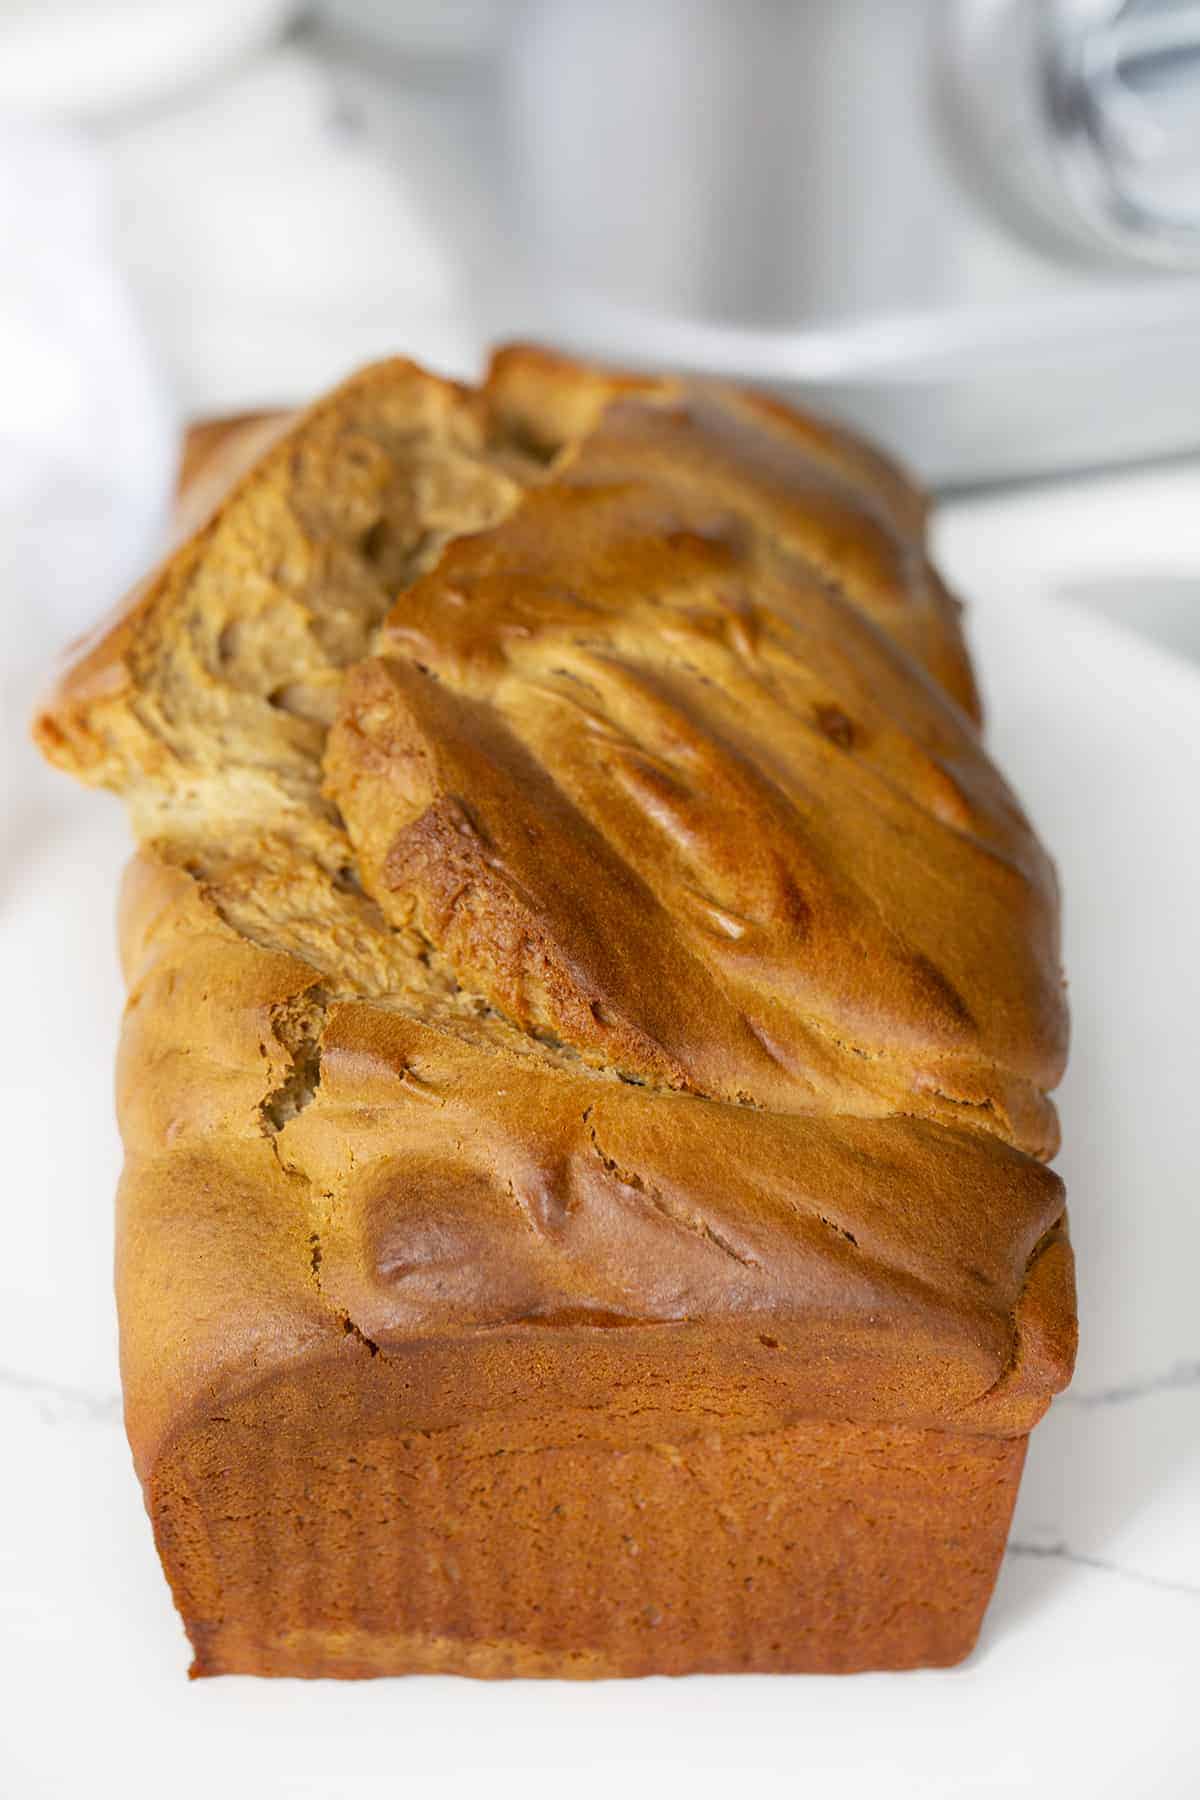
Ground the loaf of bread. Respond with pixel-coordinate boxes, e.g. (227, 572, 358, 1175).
(35, 347, 1075, 1677)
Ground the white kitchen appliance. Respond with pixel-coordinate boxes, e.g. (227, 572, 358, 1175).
(500, 0, 1200, 483)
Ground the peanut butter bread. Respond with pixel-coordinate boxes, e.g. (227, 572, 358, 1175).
(35, 347, 1076, 1677)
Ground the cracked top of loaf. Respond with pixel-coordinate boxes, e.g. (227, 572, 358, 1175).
(36, 347, 1075, 1470)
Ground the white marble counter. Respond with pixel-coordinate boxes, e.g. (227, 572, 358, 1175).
(2, 444, 1197, 1796)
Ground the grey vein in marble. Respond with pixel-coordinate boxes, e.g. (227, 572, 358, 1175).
(1006, 1539, 1200, 1600)
(0, 1365, 121, 1424)
(1063, 1357, 1200, 1408)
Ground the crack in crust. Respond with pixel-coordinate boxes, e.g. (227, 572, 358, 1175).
(586, 1124, 761, 1271)
(260, 988, 327, 1136)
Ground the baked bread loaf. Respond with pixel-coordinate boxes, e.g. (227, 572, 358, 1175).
(35, 346, 1076, 1678)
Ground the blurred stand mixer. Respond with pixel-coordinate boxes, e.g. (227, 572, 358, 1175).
(499, 0, 1200, 483)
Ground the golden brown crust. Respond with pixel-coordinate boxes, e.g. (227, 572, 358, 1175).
(328, 382, 1063, 1152)
(37, 346, 1076, 1677)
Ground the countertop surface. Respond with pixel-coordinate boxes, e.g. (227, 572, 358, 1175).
(2, 452, 1198, 1797)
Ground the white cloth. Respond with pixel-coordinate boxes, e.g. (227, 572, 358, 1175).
(0, 121, 174, 669)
